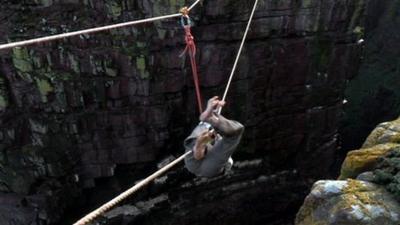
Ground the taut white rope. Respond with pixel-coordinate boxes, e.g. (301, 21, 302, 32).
(218, 0, 259, 115)
(0, 0, 202, 51)
(189, 0, 202, 10)
(73, 151, 192, 225)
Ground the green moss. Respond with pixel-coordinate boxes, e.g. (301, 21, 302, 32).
(373, 148, 400, 198)
(106, 1, 122, 18)
(35, 78, 54, 102)
(13, 47, 29, 59)
(348, 0, 365, 32)
(0, 96, 7, 109)
(301, 0, 314, 8)
(136, 56, 150, 78)
(12, 47, 33, 73)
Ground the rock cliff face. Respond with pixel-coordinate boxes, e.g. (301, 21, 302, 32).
(0, 0, 364, 224)
(342, 0, 400, 150)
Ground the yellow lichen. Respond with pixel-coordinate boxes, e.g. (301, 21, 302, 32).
(331, 179, 387, 219)
(339, 143, 399, 179)
(363, 118, 400, 148)
(363, 126, 387, 148)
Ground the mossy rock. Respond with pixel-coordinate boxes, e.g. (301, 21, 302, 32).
(295, 179, 400, 225)
(372, 148, 400, 198)
(35, 78, 54, 103)
(339, 143, 400, 179)
(363, 117, 400, 148)
(12, 47, 33, 73)
(105, 0, 122, 19)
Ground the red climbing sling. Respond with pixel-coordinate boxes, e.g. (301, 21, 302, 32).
(180, 14, 204, 113)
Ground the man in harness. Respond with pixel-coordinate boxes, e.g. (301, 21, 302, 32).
(184, 96, 244, 177)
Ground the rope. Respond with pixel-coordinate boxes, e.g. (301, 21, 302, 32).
(218, 0, 259, 115)
(188, 0, 202, 10)
(73, 1, 260, 224)
(73, 151, 192, 225)
(0, 0, 202, 51)
(180, 20, 203, 113)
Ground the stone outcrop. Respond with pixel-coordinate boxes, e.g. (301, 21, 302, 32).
(296, 117, 400, 225)
(339, 143, 399, 179)
(296, 179, 400, 225)
(0, 0, 365, 224)
(102, 160, 309, 225)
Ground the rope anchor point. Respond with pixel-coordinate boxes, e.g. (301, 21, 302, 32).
(179, 6, 190, 16)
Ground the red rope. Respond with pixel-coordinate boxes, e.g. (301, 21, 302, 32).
(181, 25, 203, 113)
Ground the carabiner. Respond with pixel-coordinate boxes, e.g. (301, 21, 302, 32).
(180, 15, 192, 28)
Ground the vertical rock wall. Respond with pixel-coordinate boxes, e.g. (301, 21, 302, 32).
(0, 0, 364, 224)
(342, 0, 400, 150)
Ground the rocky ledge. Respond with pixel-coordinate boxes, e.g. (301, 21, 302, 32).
(295, 117, 400, 225)
(98, 159, 310, 225)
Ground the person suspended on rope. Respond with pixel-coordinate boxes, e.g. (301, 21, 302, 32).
(184, 96, 244, 177)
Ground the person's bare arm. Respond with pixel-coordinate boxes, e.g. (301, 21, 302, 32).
(193, 131, 214, 160)
(193, 142, 206, 160)
(199, 96, 244, 137)
(199, 96, 225, 122)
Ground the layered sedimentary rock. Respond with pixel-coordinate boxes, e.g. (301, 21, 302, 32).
(103, 161, 309, 225)
(0, 0, 364, 224)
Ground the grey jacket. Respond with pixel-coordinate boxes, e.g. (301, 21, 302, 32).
(184, 114, 244, 177)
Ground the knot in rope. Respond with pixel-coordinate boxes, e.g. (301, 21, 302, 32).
(179, 6, 190, 16)
(180, 26, 196, 58)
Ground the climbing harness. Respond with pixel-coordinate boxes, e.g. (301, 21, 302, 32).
(180, 12, 204, 113)
(0, 0, 260, 224)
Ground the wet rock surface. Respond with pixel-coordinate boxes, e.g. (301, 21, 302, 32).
(0, 0, 364, 224)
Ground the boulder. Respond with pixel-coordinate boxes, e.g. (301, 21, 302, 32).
(339, 118, 400, 180)
(297, 116, 400, 225)
(296, 179, 400, 225)
(339, 143, 400, 180)
(363, 118, 400, 148)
